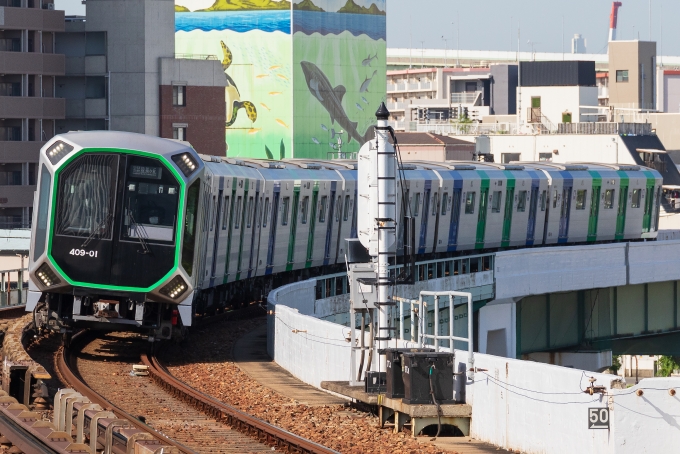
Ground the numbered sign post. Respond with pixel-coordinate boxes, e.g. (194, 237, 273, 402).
(588, 407, 610, 429)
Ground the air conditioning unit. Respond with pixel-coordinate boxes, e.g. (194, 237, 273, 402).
(47, 3, 55, 10)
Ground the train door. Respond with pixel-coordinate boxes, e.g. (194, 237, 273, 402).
(305, 186, 319, 267)
(501, 187, 514, 247)
(286, 185, 300, 270)
(526, 186, 539, 245)
(615, 180, 628, 240)
(447, 187, 462, 251)
(210, 189, 223, 279)
(266, 188, 280, 272)
(324, 187, 336, 264)
(475, 186, 489, 249)
(418, 187, 431, 254)
(431, 191, 440, 252)
(642, 184, 654, 232)
(588, 177, 601, 241)
(558, 185, 572, 243)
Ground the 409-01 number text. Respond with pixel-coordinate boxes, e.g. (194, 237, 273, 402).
(69, 249, 98, 258)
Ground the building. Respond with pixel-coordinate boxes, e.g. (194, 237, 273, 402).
(0, 0, 65, 229)
(174, 0, 387, 159)
(386, 65, 517, 130)
(390, 132, 474, 161)
(571, 34, 586, 54)
(55, 0, 226, 155)
(608, 40, 656, 111)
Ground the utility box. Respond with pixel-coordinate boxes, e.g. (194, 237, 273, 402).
(383, 348, 434, 399)
(402, 352, 455, 404)
(348, 262, 377, 310)
(365, 371, 386, 394)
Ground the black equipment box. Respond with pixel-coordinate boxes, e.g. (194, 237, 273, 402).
(365, 371, 386, 394)
(382, 348, 434, 399)
(402, 352, 455, 404)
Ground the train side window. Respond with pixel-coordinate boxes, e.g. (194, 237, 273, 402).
(33, 165, 51, 261)
(553, 190, 558, 208)
(441, 193, 449, 216)
(263, 198, 270, 227)
(432, 193, 439, 216)
(470, 258, 480, 273)
(483, 255, 491, 271)
(418, 264, 425, 281)
(182, 179, 200, 276)
(343, 195, 350, 221)
(517, 190, 527, 212)
(316, 281, 323, 299)
(491, 191, 502, 213)
(319, 196, 327, 222)
(246, 196, 254, 228)
(281, 197, 290, 226)
(540, 190, 547, 211)
(413, 193, 421, 216)
(631, 188, 641, 208)
(460, 258, 469, 274)
(222, 196, 229, 230)
(335, 196, 342, 221)
(444, 260, 451, 276)
(336, 276, 343, 295)
(301, 196, 309, 224)
(453, 260, 459, 275)
(210, 196, 216, 231)
(604, 189, 615, 209)
(465, 192, 475, 214)
(257, 196, 263, 227)
(234, 196, 242, 229)
(575, 190, 587, 210)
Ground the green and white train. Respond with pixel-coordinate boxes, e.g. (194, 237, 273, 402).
(27, 132, 663, 340)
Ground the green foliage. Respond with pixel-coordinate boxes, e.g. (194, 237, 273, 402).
(610, 355, 621, 374)
(657, 356, 680, 377)
(280, 139, 285, 160)
(175, 5, 190, 12)
(265, 145, 273, 160)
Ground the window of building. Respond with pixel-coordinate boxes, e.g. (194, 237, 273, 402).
(539, 153, 553, 162)
(281, 197, 290, 226)
(576, 190, 587, 210)
(465, 192, 476, 214)
(517, 190, 527, 212)
(301, 196, 309, 224)
(172, 124, 187, 141)
(491, 191, 502, 213)
(616, 70, 629, 83)
(173, 85, 186, 106)
(604, 189, 615, 209)
(502, 153, 521, 164)
(632, 188, 641, 208)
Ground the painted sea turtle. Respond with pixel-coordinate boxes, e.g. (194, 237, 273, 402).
(221, 41, 257, 127)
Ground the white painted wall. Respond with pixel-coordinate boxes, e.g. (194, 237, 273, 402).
(518, 85, 598, 124)
(478, 300, 516, 358)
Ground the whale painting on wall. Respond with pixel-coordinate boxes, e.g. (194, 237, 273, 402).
(175, 0, 385, 159)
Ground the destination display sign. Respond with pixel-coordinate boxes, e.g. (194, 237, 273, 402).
(130, 165, 162, 180)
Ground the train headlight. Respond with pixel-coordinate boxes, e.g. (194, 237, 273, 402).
(171, 152, 198, 177)
(45, 141, 74, 165)
(159, 275, 189, 300)
(35, 263, 61, 288)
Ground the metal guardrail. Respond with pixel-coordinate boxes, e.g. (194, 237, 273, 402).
(174, 53, 218, 61)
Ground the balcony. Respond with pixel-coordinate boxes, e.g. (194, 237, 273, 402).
(0, 96, 64, 119)
(388, 81, 435, 93)
(0, 6, 65, 32)
(66, 98, 106, 118)
(0, 185, 36, 208)
(65, 55, 107, 75)
(386, 101, 412, 112)
(450, 91, 482, 104)
(0, 141, 45, 162)
(0, 51, 65, 75)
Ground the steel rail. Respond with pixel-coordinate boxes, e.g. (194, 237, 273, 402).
(142, 353, 341, 454)
(0, 410, 55, 454)
(56, 331, 196, 454)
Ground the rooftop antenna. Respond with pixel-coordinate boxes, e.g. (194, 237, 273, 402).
(649, 0, 651, 41)
(420, 40, 425, 68)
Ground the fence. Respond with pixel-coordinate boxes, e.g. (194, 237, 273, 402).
(0, 268, 28, 307)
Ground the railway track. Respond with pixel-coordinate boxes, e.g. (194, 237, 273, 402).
(57, 330, 339, 454)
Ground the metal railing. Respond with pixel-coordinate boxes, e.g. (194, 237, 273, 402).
(451, 91, 481, 104)
(326, 151, 357, 160)
(174, 53, 218, 61)
(0, 268, 27, 307)
(557, 122, 653, 135)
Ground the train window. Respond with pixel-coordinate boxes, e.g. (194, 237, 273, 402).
(444, 260, 451, 276)
(418, 264, 425, 281)
(470, 258, 480, 273)
(575, 190, 587, 210)
(182, 180, 200, 276)
(56, 154, 117, 239)
(222, 196, 229, 229)
(301, 196, 309, 224)
(336, 196, 342, 221)
(33, 165, 51, 261)
(540, 190, 547, 211)
(437, 262, 444, 278)
(483, 255, 491, 271)
(210, 196, 216, 231)
(319, 196, 327, 222)
(413, 193, 421, 216)
(343, 195, 350, 221)
(460, 259, 469, 274)
(257, 197, 263, 227)
(427, 263, 434, 279)
(441, 193, 449, 216)
(281, 197, 290, 226)
(316, 281, 323, 299)
(246, 196, 254, 228)
(604, 189, 615, 209)
(336, 276, 344, 295)
(553, 190, 558, 208)
(263, 198, 270, 228)
(517, 190, 527, 212)
(432, 194, 438, 216)
(465, 192, 475, 214)
(325, 278, 332, 297)
(632, 189, 641, 208)
(453, 260, 459, 275)
(491, 191, 502, 213)
(234, 196, 242, 229)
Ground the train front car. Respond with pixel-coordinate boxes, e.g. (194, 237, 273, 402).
(27, 131, 204, 341)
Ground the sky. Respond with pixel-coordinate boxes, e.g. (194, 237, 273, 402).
(55, 0, 680, 55)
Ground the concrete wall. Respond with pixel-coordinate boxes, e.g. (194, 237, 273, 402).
(490, 64, 517, 115)
(608, 40, 656, 110)
(517, 85, 598, 124)
(646, 112, 680, 151)
(661, 73, 680, 113)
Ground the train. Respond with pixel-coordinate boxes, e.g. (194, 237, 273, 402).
(26, 131, 663, 340)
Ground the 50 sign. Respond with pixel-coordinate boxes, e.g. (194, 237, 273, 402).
(588, 408, 609, 429)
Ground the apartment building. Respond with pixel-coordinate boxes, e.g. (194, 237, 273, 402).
(0, 0, 65, 228)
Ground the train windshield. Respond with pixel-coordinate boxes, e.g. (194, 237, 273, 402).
(121, 156, 179, 243)
(56, 154, 118, 238)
